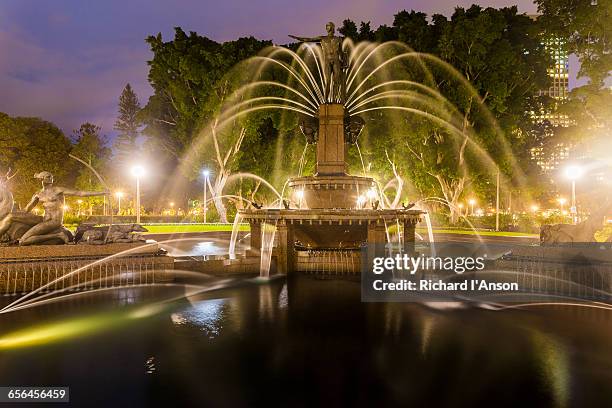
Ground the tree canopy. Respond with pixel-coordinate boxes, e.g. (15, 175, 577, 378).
(0, 112, 72, 205)
(113, 83, 142, 175)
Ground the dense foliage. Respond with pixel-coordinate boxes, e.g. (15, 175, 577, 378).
(0, 112, 72, 204)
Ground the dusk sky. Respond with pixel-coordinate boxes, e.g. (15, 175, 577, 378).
(2, 0, 574, 138)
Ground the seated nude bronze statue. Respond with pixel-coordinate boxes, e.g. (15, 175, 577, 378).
(0, 171, 108, 245)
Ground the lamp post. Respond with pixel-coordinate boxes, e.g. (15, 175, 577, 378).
(115, 191, 124, 215)
(77, 199, 83, 217)
(131, 166, 145, 224)
(557, 197, 566, 212)
(468, 198, 476, 216)
(202, 169, 210, 223)
(565, 165, 582, 224)
(495, 170, 500, 231)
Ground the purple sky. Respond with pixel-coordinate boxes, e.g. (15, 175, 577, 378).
(1, 0, 577, 138)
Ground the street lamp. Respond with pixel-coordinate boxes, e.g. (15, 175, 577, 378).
(131, 165, 145, 224)
(557, 197, 566, 212)
(530, 204, 539, 213)
(565, 165, 583, 223)
(458, 203, 464, 217)
(468, 198, 476, 216)
(115, 191, 124, 214)
(202, 169, 210, 223)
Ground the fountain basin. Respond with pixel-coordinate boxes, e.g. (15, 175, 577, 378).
(288, 175, 375, 209)
(239, 208, 423, 250)
(0, 242, 173, 294)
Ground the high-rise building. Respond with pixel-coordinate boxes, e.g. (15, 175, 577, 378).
(535, 37, 571, 127)
(527, 17, 572, 174)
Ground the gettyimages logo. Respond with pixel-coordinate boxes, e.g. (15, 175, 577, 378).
(362, 242, 612, 303)
(361, 243, 525, 302)
(372, 253, 486, 275)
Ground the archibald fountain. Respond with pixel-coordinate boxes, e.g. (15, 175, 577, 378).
(2, 23, 607, 297)
(238, 23, 423, 276)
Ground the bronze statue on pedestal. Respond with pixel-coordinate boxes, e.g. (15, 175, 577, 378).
(0, 171, 108, 245)
(290, 22, 347, 103)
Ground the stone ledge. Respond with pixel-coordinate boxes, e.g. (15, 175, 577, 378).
(510, 245, 612, 263)
(0, 242, 161, 260)
(239, 209, 423, 223)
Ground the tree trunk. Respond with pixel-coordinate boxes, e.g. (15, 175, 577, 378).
(435, 174, 466, 225)
(209, 173, 228, 223)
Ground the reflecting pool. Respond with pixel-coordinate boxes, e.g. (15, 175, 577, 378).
(0, 277, 610, 407)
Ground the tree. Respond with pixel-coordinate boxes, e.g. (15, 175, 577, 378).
(141, 28, 271, 161)
(393, 10, 434, 52)
(347, 6, 551, 222)
(535, 1, 611, 166)
(534, 0, 610, 87)
(339, 20, 358, 40)
(0, 112, 71, 205)
(141, 28, 290, 221)
(71, 123, 111, 215)
(113, 83, 142, 173)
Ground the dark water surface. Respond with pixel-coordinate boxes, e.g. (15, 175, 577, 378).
(0, 277, 611, 407)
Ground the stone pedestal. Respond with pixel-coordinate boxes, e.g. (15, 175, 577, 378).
(316, 104, 346, 175)
(276, 219, 295, 275)
(249, 221, 262, 254)
(367, 221, 387, 264)
(403, 220, 416, 255)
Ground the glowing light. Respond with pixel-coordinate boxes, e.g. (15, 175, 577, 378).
(62, 205, 69, 211)
(202, 169, 210, 178)
(0, 304, 168, 350)
(565, 165, 582, 180)
(366, 188, 377, 200)
(468, 198, 476, 205)
(557, 197, 566, 205)
(357, 195, 366, 206)
(295, 190, 304, 200)
(76, 199, 83, 204)
(131, 165, 145, 178)
(115, 191, 124, 199)
(169, 202, 175, 207)
(531, 205, 539, 212)
(458, 203, 464, 209)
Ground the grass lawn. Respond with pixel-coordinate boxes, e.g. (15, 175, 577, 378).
(417, 228, 538, 238)
(137, 223, 537, 238)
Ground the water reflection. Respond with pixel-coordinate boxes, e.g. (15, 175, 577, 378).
(161, 240, 247, 257)
(531, 332, 569, 408)
(171, 298, 227, 339)
(0, 277, 610, 407)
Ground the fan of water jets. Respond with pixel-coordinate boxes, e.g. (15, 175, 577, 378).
(190, 39, 530, 266)
(180, 38, 529, 214)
